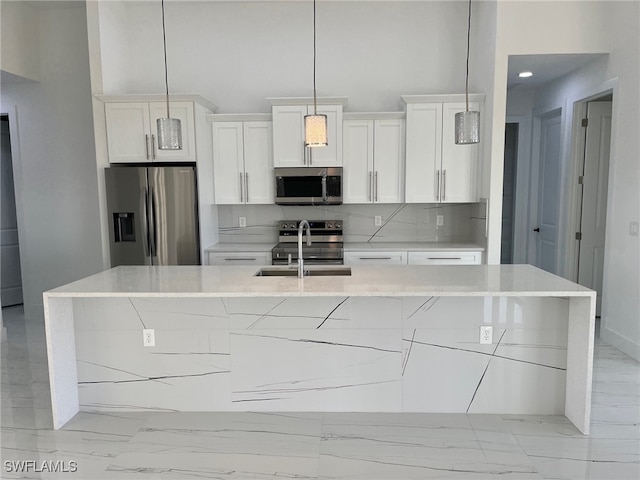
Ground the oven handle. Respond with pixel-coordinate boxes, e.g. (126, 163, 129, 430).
(321, 173, 328, 204)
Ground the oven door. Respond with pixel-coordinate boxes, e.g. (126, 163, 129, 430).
(275, 167, 342, 205)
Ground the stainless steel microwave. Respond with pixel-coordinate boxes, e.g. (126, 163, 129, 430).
(275, 167, 343, 205)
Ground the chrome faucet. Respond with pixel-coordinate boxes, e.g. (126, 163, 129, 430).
(297, 220, 311, 278)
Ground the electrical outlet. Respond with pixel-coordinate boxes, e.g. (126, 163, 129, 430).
(239, 217, 247, 228)
(374, 215, 382, 226)
(143, 329, 155, 347)
(630, 221, 639, 237)
(479, 326, 493, 344)
(436, 214, 444, 227)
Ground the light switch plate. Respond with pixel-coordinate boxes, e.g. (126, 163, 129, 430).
(479, 326, 493, 344)
(239, 217, 247, 228)
(630, 221, 639, 237)
(436, 215, 444, 227)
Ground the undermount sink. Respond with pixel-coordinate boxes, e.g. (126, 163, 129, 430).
(255, 266, 352, 277)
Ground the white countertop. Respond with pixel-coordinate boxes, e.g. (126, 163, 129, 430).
(205, 242, 485, 253)
(45, 265, 594, 298)
(343, 242, 485, 252)
(205, 243, 274, 253)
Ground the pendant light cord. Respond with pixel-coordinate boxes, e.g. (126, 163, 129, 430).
(465, 0, 472, 112)
(313, 0, 318, 115)
(161, 0, 170, 118)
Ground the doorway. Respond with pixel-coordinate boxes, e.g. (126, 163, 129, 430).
(532, 110, 562, 275)
(576, 99, 612, 316)
(501, 123, 518, 264)
(1, 115, 23, 307)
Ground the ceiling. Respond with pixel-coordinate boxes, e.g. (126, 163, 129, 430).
(507, 53, 607, 90)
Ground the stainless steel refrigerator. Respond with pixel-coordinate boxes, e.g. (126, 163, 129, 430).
(105, 165, 200, 266)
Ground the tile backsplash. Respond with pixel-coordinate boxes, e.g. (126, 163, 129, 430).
(216, 203, 487, 245)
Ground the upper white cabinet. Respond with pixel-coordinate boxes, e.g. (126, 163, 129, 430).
(104, 101, 196, 163)
(211, 118, 274, 204)
(343, 115, 405, 204)
(270, 98, 346, 167)
(404, 95, 482, 203)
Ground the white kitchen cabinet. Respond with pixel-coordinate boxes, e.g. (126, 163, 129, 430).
(407, 251, 482, 265)
(208, 251, 271, 266)
(212, 121, 274, 204)
(343, 117, 405, 204)
(105, 101, 196, 163)
(344, 251, 407, 265)
(404, 97, 481, 203)
(272, 104, 343, 167)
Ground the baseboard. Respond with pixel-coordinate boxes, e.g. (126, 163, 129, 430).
(601, 326, 640, 361)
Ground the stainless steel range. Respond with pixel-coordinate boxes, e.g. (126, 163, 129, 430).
(271, 220, 343, 265)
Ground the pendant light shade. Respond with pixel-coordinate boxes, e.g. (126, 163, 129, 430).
(304, 0, 327, 148)
(304, 114, 327, 147)
(455, 0, 480, 145)
(157, 0, 182, 151)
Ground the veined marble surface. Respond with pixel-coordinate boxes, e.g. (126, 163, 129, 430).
(3, 305, 638, 480)
(44, 264, 594, 298)
(343, 242, 485, 251)
(205, 242, 274, 253)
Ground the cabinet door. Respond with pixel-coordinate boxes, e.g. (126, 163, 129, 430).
(373, 119, 404, 203)
(208, 252, 271, 266)
(212, 122, 244, 204)
(342, 120, 374, 203)
(308, 105, 343, 167)
(243, 121, 274, 204)
(344, 251, 407, 265)
(441, 102, 479, 203)
(105, 103, 151, 163)
(149, 102, 196, 162)
(405, 103, 442, 202)
(272, 105, 306, 167)
(407, 251, 481, 265)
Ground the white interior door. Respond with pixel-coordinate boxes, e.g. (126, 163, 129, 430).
(534, 112, 562, 274)
(578, 101, 612, 316)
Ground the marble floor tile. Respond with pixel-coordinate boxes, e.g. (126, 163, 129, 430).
(2, 304, 640, 480)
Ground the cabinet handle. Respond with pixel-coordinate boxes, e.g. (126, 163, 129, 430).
(375, 171, 379, 202)
(145, 134, 150, 160)
(245, 173, 249, 202)
(151, 134, 156, 159)
(436, 170, 440, 201)
(359, 257, 392, 260)
(224, 257, 257, 261)
(369, 171, 372, 202)
(427, 257, 462, 260)
(239, 173, 244, 202)
(442, 170, 446, 201)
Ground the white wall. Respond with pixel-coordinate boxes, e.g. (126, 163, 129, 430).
(0, 2, 103, 320)
(95, 0, 472, 113)
(500, 2, 639, 360)
(0, 1, 40, 81)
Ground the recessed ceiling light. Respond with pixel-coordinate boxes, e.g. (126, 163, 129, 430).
(519, 71, 533, 78)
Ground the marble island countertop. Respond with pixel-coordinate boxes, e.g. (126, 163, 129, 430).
(45, 264, 594, 298)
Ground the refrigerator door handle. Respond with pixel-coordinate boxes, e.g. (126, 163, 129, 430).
(148, 186, 157, 260)
(141, 186, 151, 257)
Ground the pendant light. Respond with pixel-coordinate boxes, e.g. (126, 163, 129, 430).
(455, 0, 480, 145)
(157, 0, 182, 150)
(304, 0, 327, 147)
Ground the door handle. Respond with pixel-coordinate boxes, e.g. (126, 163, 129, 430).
(533, 227, 540, 232)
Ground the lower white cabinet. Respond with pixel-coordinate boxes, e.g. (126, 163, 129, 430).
(407, 251, 482, 265)
(344, 251, 407, 265)
(208, 252, 271, 266)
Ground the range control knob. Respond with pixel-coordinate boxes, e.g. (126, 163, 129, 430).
(335, 222, 342, 229)
(326, 222, 334, 229)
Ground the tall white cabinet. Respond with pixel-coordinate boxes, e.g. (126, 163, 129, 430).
(210, 115, 274, 205)
(403, 95, 483, 203)
(269, 98, 346, 167)
(342, 114, 405, 204)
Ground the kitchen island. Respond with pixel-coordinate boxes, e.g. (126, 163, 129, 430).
(43, 265, 595, 433)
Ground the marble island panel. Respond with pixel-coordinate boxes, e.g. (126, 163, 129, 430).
(43, 265, 595, 437)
